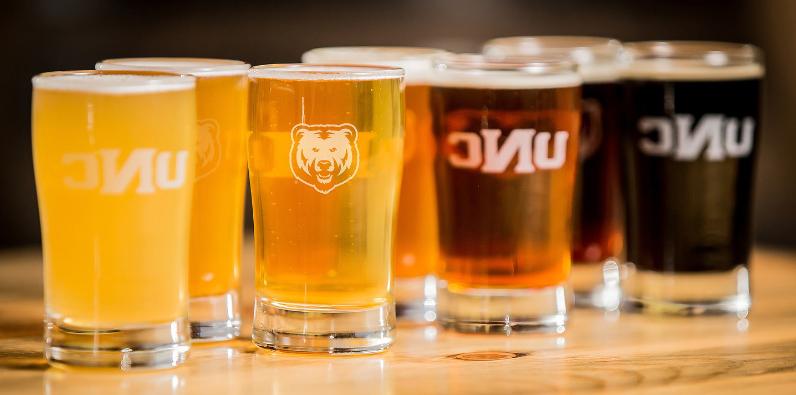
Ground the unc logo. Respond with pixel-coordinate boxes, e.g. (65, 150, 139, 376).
(195, 119, 221, 181)
(62, 148, 189, 195)
(289, 123, 359, 194)
(447, 129, 570, 174)
(638, 114, 755, 160)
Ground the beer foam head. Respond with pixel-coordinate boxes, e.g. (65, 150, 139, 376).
(97, 58, 250, 77)
(32, 71, 196, 94)
(302, 47, 449, 84)
(483, 36, 624, 83)
(431, 53, 581, 89)
(249, 64, 404, 81)
(623, 41, 764, 81)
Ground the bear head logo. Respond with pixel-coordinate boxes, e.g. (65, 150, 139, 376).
(289, 123, 359, 194)
(195, 119, 221, 181)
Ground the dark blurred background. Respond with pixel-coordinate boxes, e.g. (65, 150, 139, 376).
(2, 0, 794, 249)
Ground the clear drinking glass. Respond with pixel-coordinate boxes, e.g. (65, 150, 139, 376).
(484, 36, 626, 310)
(620, 41, 763, 315)
(33, 70, 196, 368)
(248, 64, 404, 353)
(303, 47, 448, 322)
(96, 58, 250, 340)
(431, 54, 582, 333)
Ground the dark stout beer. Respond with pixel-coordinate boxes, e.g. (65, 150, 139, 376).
(621, 41, 763, 314)
(431, 54, 581, 332)
(573, 82, 623, 265)
(623, 79, 760, 273)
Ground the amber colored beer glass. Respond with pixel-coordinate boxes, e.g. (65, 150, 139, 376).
(484, 37, 625, 310)
(97, 58, 250, 340)
(248, 65, 404, 353)
(431, 55, 581, 333)
(33, 70, 196, 368)
(302, 47, 448, 322)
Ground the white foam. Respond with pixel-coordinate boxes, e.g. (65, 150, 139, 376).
(302, 47, 448, 84)
(32, 73, 196, 94)
(249, 65, 404, 81)
(623, 59, 764, 81)
(97, 58, 250, 77)
(431, 69, 581, 90)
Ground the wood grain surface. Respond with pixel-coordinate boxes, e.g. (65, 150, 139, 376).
(0, 245, 794, 394)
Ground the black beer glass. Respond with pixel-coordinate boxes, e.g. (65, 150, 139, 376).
(620, 42, 763, 315)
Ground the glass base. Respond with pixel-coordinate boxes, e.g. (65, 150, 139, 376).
(395, 275, 437, 322)
(623, 264, 751, 316)
(189, 290, 241, 342)
(571, 259, 622, 310)
(252, 297, 395, 354)
(437, 282, 570, 334)
(45, 318, 190, 369)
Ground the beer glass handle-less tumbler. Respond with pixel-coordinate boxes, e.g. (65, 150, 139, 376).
(33, 70, 197, 369)
(302, 47, 450, 322)
(248, 64, 404, 353)
(97, 58, 251, 341)
(483, 37, 627, 310)
(431, 54, 582, 334)
(620, 41, 763, 316)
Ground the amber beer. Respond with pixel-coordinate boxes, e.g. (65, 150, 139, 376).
(97, 58, 250, 340)
(33, 70, 196, 368)
(621, 42, 763, 315)
(432, 55, 581, 333)
(248, 65, 404, 353)
(483, 37, 625, 309)
(302, 47, 448, 321)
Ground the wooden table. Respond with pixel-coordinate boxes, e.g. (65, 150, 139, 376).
(1, 246, 795, 394)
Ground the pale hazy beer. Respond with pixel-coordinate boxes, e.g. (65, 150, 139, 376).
(248, 64, 404, 353)
(621, 42, 763, 315)
(33, 70, 196, 368)
(431, 55, 581, 333)
(97, 58, 250, 340)
(484, 37, 625, 310)
(303, 47, 447, 321)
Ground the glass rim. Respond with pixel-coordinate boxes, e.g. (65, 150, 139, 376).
(32, 70, 196, 94)
(431, 53, 581, 89)
(433, 53, 577, 74)
(302, 46, 450, 62)
(249, 64, 405, 80)
(97, 57, 251, 76)
(483, 36, 623, 61)
(623, 41, 764, 80)
(624, 41, 762, 65)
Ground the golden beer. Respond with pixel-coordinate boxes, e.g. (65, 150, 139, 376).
(248, 64, 404, 353)
(302, 47, 447, 320)
(97, 58, 249, 340)
(33, 70, 196, 368)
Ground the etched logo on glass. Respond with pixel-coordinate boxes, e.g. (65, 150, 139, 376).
(195, 119, 221, 181)
(289, 123, 360, 194)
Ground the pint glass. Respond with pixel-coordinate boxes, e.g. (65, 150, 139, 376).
(620, 42, 763, 315)
(97, 58, 250, 340)
(302, 47, 447, 321)
(33, 70, 196, 368)
(484, 37, 625, 309)
(248, 65, 404, 353)
(431, 55, 581, 333)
